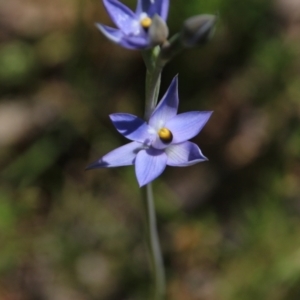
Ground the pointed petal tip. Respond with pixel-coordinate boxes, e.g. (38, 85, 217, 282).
(138, 180, 146, 188)
(170, 74, 179, 86)
(169, 74, 179, 90)
(166, 142, 209, 166)
(85, 160, 107, 171)
(85, 165, 96, 171)
(203, 110, 214, 124)
(95, 23, 123, 44)
(137, 177, 154, 187)
(136, 173, 150, 187)
(95, 22, 104, 30)
(149, 75, 180, 127)
(85, 162, 96, 171)
(109, 113, 150, 143)
(201, 155, 209, 162)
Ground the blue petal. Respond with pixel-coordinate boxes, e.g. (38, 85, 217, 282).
(136, 0, 169, 20)
(149, 75, 179, 130)
(165, 141, 207, 166)
(135, 148, 167, 186)
(96, 23, 123, 43)
(151, 134, 170, 150)
(96, 24, 149, 49)
(110, 113, 154, 144)
(166, 111, 213, 144)
(122, 34, 150, 49)
(86, 141, 142, 169)
(103, 0, 138, 35)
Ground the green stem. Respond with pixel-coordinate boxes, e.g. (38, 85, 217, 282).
(142, 183, 166, 300)
(141, 48, 166, 299)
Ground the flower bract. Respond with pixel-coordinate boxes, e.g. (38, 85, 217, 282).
(96, 0, 169, 49)
(86, 76, 212, 187)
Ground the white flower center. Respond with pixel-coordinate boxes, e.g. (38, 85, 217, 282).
(131, 20, 141, 35)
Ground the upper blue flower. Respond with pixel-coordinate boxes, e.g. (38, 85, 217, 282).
(86, 76, 212, 186)
(96, 0, 169, 49)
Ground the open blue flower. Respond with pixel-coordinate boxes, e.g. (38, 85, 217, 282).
(96, 0, 169, 49)
(86, 76, 212, 186)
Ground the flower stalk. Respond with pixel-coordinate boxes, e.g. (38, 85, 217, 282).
(142, 182, 166, 300)
(142, 46, 166, 299)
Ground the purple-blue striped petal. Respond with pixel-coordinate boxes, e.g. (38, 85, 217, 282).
(149, 75, 179, 130)
(136, 0, 169, 20)
(165, 111, 212, 144)
(103, 0, 138, 35)
(110, 113, 154, 144)
(135, 148, 167, 186)
(166, 141, 207, 166)
(86, 141, 142, 169)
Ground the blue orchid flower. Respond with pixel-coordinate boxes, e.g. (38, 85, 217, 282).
(96, 0, 169, 49)
(87, 76, 212, 186)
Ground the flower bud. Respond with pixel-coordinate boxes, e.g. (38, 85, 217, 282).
(149, 14, 169, 46)
(181, 14, 217, 48)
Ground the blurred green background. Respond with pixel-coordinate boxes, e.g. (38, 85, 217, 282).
(1, 0, 300, 299)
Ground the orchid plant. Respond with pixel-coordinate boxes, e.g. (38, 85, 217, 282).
(88, 0, 216, 298)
